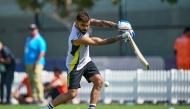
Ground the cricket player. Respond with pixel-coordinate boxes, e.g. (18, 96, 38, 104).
(41, 11, 135, 109)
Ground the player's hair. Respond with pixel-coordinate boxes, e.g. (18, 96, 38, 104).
(53, 67, 62, 73)
(76, 11, 90, 22)
(184, 26, 190, 34)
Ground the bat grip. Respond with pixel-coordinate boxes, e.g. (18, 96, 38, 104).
(123, 30, 132, 42)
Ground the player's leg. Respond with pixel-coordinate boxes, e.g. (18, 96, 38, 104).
(42, 68, 84, 109)
(52, 89, 78, 106)
(89, 74, 104, 108)
(42, 89, 78, 109)
(83, 61, 104, 109)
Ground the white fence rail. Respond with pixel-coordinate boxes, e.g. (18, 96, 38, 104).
(6, 69, 190, 104)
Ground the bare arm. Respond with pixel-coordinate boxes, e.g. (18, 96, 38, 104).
(35, 52, 45, 64)
(0, 57, 11, 64)
(13, 83, 24, 94)
(33, 52, 45, 70)
(90, 18, 117, 28)
(44, 81, 60, 91)
(73, 35, 120, 46)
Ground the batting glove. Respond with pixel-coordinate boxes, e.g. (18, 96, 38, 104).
(117, 20, 132, 31)
(118, 30, 135, 41)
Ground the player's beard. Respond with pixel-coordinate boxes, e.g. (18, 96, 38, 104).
(79, 28, 87, 34)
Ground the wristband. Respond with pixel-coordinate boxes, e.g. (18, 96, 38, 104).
(117, 35, 123, 40)
(115, 24, 118, 28)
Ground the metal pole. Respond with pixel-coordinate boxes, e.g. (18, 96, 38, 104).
(34, 13, 40, 29)
(34, 0, 43, 34)
(119, 0, 127, 56)
(119, 2, 122, 56)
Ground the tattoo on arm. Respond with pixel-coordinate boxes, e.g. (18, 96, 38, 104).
(105, 37, 117, 44)
(90, 19, 117, 28)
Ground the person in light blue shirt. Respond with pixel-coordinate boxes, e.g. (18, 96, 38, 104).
(24, 24, 46, 104)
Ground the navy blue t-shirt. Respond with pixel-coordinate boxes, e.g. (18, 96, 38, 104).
(0, 46, 15, 68)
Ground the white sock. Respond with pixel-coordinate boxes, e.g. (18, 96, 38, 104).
(42, 107, 50, 109)
(89, 103, 96, 109)
(47, 102, 54, 109)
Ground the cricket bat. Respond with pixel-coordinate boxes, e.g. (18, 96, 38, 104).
(126, 32, 150, 70)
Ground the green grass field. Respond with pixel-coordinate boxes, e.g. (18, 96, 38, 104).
(0, 104, 189, 109)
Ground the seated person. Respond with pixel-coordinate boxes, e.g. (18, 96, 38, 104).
(11, 75, 33, 104)
(44, 67, 68, 100)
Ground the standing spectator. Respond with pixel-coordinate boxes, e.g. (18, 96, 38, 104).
(174, 27, 190, 69)
(0, 41, 16, 104)
(11, 75, 33, 104)
(24, 24, 47, 104)
(44, 67, 68, 100)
